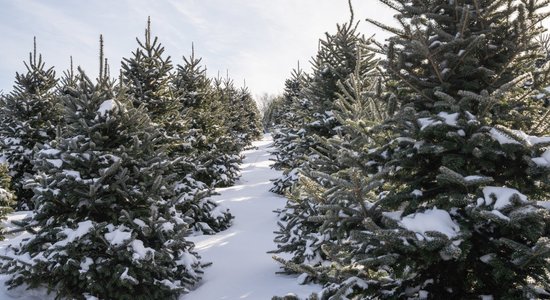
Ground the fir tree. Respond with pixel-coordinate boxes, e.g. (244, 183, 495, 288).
(299, 1, 550, 298)
(261, 95, 285, 132)
(271, 11, 373, 195)
(271, 42, 385, 280)
(174, 51, 234, 185)
(121, 17, 182, 138)
(1, 65, 203, 299)
(0, 38, 61, 209)
(200, 77, 244, 187)
(122, 22, 230, 233)
(236, 86, 263, 144)
(173, 47, 233, 233)
(0, 164, 16, 240)
(269, 66, 311, 194)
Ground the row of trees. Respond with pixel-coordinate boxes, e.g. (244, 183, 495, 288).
(269, 0, 550, 299)
(0, 19, 261, 299)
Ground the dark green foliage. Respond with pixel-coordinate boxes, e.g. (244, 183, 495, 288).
(1, 69, 202, 300)
(294, 1, 550, 299)
(0, 39, 61, 209)
(271, 1, 550, 299)
(122, 23, 233, 233)
(217, 78, 262, 149)
(269, 67, 311, 194)
(121, 18, 183, 138)
(261, 94, 284, 131)
(271, 46, 386, 279)
(170, 49, 235, 232)
(173, 51, 239, 188)
(0, 164, 16, 240)
(271, 19, 374, 195)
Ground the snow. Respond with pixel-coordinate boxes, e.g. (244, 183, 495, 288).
(490, 128, 550, 146)
(97, 99, 116, 116)
(185, 134, 320, 299)
(464, 175, 485, 182)
(399, 207, 460, 240)
(438, 112, 458, 126)
(130, 239, 154, 260)
(418, 112, 459, 130)
(482, 186, 527, 210)
(62, 170, 81, 180)
(46, 159, 62, 168)
(40, 149, 61, 155)
(411, 189, 423, 197)
(532, 149, 550, 167)
(489, 128, 521, 145)
(80, 257, 93, 273)
(104, 227, 132, 246)
(133, 218, 147, 228)
(120, 267, 138, 285)
(53, 220, 95, 247)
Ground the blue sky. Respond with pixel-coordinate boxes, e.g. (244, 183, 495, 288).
(0, 0, 398, 97)
(1, 1, 547, 98)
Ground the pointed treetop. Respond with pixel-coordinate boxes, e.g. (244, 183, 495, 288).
(70, 56, 73, 74)
(99, 34, 104, 80)
(104, 58, 110, 78)
(33, 36, 37, 64)
(146, 16, 152, 48)
(347, 0, 354, 26)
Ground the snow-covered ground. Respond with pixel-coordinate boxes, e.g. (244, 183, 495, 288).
(0, 134, 320, 299)
(185, 134, 320, 299)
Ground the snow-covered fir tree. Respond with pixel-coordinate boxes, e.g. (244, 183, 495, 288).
(235, 86, 263, 144)
(0, 63, 203, 299)
(271, 12, 374, 195)
(269, 66, 311, 194)
(121, 18, 182, 135)
(261, 94, 285, 132)
(194, 77, 244, 187)
(0, 164, 16, 240)
(271, 41, 385, 280)
(173, 55, 237, 187)
(0, 38, 62, 209)
(122, 22, 232, 233)
(280, 1, 550, 299)
(172, 47, 233, 232)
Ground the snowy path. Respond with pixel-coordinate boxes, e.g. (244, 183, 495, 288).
(184, 134, 320, 300)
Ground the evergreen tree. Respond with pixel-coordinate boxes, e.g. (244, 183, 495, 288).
(0, 164, 16, 240)
(0, 65, 203, 299)
(0, 38, 61, 209)
(175, 58, 239, 188)
(236, 86, 263, 144)
(271, 43, 385, 280)
(294, 1, 550, 298)
(173, 47, 233, 232)
(121, 17, 182, 138)
(261, 95, 285, 132)
(269, 66, 311, 194)
(122, 22, 231, 233)
(271, 14, 373, 195)
(198, 77, 244, 187)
